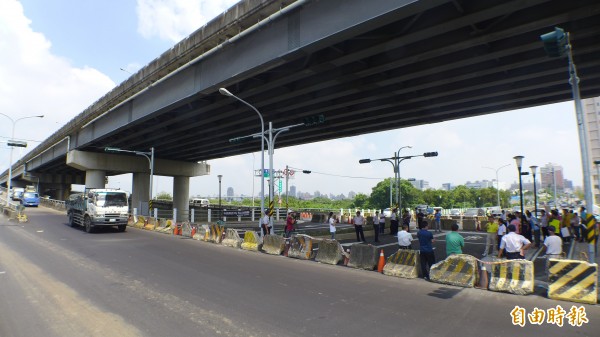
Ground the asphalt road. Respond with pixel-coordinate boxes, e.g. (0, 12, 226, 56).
(0, 207, 597, 337)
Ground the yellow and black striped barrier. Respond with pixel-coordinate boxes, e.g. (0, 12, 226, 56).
(584, 214, 597, 245)
(548, 258, 598, 305)
(488, 260, 534, 295)
(429, 254, 478, 287)
(383, 249, 420, 279)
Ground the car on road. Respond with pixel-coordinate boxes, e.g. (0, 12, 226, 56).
(449, 209, 462, 216)
(21, 192, 40, 207)
(464, 208, 485, 217)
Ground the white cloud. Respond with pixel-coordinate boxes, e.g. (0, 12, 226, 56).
(0, 0, 114, 153)
(136, 0, 239, 42)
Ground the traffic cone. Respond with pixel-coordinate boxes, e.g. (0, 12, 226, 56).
(377, 249, 385, 273)
(191, 226, 196, 237)
(477, 264, 489, 289)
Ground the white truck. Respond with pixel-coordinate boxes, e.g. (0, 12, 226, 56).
(67, 189, 129, 233)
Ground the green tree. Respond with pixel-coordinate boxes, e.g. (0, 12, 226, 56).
(351, 193, 370, 208)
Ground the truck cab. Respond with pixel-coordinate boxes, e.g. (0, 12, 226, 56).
(67, 189, 129, 233)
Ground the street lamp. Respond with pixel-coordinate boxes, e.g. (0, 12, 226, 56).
(219, 88, 265, 225)
(105, 147, 154, 206)
(0, 113, 44, 206)
(221, 88, 322, 226)
(395, 145, 412, 212)
(218, 174, 223, 220)
(530, 166, 538, 217)
(483, 164, 510, 209)
(359, 150, 438, 213)
(513, 156, 529, 217)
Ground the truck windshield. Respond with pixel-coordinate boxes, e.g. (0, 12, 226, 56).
(24, 192, 39, 199)
(95, 192, 127, 207)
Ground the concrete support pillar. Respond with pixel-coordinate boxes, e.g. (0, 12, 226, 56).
(85, 170, 105, 189)
(173, 176, 189, 222)
(132, 172, 150, 214)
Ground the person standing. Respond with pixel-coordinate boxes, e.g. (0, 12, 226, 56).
(328, 212, 337, 240)
(285, 211, 296, 238)
(497, 219, 507, 252)
(261, 209, 271, 237)
(434, 209, 442, 233)
(402, 209, 411, 232)
(416, 208, 425, 229)
(539, 209, 549, 240)
(498, 224, 532, 260)
(417, 221, 435, 280)
(526, 210, 539, 247)
(570, 211, 581, 242)
(379, 210, 386, 234)
(542, 226, 563, 278)
(482, 216, 498, 257)
(372, 211, 381, 243)
(390, 208, 399, 236)
(353, 211, 366, 243)
(397, 224, 412, 249)
(445, 223, 464, 256)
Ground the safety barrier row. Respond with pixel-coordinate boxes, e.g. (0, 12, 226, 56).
(125, 220, 598, 305)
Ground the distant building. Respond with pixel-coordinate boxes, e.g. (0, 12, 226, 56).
(226, 187, 234, 201)
(348, 191, 356, 199)
(410, 180, 429, 190)
(540, 163, 564, 192)
(442, 183, 454, 191)
(289, 185, 296, 198)
(465, 180, 493, 189)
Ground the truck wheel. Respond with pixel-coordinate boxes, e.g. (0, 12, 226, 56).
(117, 225, 126, 232)
(68, 213, 76, 227)
(84, 216, 94, 233)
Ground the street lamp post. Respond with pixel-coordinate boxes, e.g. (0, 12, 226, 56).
(219, 88, 265, 227)
(359, 151, 438, 213)
(0, 113, 44, 206)
(395, 145, 412, 212)
(513, 156, 529, 217)
(530, 166, 538, 217)
(483, 164, 510, 209)
(105, 147, 154, 210)
(218, 174, 222, 220)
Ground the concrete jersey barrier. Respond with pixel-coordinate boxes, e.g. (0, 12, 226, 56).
(347, 244, 378, 270)
(181, 222, 193, 237)
(315, 239, 346, 265)
(241, 231, 262, 251)
(429, 254, 478, 287)
(287, 234, 313, 260)
(383, 249, 420, 279)
(221, 228, 243, 248)
(206, 224, 224, 243)
(262, 235, 286, 255)
(488, 259, 534, 295)
(548, 258, 598, 305)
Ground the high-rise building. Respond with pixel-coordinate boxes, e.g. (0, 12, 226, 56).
(582, 96, 600, 202)
(540, 163, 564, 192)
(289, 185, 296, 198)
(226, 187, 234, 201)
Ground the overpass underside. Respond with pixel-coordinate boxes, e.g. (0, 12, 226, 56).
(3, 0, 600, 201)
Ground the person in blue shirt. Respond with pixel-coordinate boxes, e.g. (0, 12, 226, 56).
(434, 209, 442, 233)
(417, 221, 436, 280)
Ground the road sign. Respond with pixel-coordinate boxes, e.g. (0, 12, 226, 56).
(278, 180, 282, 193)
(264, 169, 269, 177)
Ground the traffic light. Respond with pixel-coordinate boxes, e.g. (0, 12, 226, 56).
(303, 114, 325, 126)
(540, 27, 567, 58)
(423, 152, 438, 157)
(358, 159, 372, 164)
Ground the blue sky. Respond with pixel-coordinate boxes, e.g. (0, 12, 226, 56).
(0, 0, 583, 198)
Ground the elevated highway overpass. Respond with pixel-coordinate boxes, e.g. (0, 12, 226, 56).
(2, 0, 600, 215)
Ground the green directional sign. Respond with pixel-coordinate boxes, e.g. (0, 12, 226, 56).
(278, 180, 282, 193)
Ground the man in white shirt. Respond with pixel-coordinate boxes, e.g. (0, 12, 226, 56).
(498, 224, 531, 260)
(397, 224, 412, 249)
(542, 226, 563, 278)
(261, 209, 271, 237)
(542, 226, 562, 256)
(353, 211, 366, 242)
